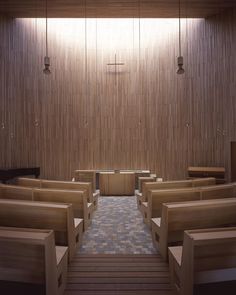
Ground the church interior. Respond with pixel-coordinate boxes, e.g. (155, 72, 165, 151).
(0, 0, 236, 294)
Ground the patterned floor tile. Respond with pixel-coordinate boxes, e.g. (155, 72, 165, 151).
(79, 196, 157, 254)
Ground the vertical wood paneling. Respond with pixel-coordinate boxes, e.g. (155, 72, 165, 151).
(0, 11, 236, 181)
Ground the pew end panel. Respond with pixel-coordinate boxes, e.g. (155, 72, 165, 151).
(93, 191, 99, 211)
(169, 227, 236, 295)
(138, 176, 157, 193)
(74, 170, 97, 193)
(136, 191, 145, 211)
(0, 227, 68, 295)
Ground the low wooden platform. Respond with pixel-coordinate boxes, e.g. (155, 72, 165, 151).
(64, 254, 174, 295)
(64, 253, 236, 295)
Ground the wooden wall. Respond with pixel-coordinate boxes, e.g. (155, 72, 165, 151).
(0, 10, 236, 181)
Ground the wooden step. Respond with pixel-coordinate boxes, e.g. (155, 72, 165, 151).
(64, 254, 175, 295)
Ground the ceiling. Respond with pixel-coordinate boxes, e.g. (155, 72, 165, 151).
(0, 0, 235, 18)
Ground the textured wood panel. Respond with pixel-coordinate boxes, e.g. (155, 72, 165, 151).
(0, 0, 236, 18)
(0, 10, 236, 181)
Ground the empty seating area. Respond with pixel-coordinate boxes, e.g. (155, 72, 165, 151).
(1, 169, 236, 294)
(134, 176, 236, 293)
(0, 171, 101, 294)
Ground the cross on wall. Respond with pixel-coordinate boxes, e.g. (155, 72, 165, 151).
(107, 54, 125, 74)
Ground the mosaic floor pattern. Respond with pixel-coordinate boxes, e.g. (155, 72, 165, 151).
(79, 196, 157, 254)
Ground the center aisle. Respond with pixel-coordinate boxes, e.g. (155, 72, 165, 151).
(64, 196, 175, 295)
(79, 196, 156, 254)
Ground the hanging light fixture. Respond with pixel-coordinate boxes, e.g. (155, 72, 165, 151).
(177, 0, 185, 75)
(43, 0, 51, 74)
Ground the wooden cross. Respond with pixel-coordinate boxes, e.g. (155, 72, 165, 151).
(107, 54, 125, 74)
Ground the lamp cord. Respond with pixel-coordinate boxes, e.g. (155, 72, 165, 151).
(45, 0, 48, 57)
(139, 0, 141, 59)
(179, 0, 181, 57)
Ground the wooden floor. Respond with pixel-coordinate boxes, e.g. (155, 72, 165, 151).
(64, 254, 175, 295)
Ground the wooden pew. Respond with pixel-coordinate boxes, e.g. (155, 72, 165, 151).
(144, 183, 235, 226)
(143, 188, 201, 226)
(33, 188, 93, 231)
(137, 180, 191, 212)
(0, 184, 92, 231)
(42, 179, 99, 211)
(168, 227, 236, 295)
(0, 199, 83, 261)
(16, 178, 98, 211)
(0, 184, 33, 200)
(0, 227, 68, 295)
(151, 198, 236, 260)
(137, 178, 215, 213)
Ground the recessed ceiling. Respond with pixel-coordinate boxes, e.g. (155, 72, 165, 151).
(0, 0, 235, 18)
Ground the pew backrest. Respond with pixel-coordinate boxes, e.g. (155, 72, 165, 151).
(33, 188, 87, 219)
(0, 184, 33, 200)
(143, 181, 193, 202)
(148, 188, 201, 218)
(41, 180, 93, 203)
(191, 177, 216, 187)
(15, 177, 42, 188)
(163, 198, 236, 233)
(200, 183, 235, 200)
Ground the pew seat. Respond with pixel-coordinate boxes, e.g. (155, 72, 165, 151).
(151, 198, 236, 260)
(168, 227, 236, 295)
(0, 199, 83, 261)
(0, 227, 68, 295)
